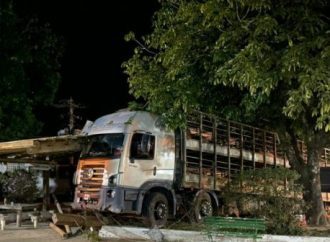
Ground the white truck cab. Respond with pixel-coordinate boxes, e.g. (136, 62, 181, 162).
(73, 110, 176, 226)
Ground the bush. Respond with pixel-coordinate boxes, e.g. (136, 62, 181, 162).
(223, 167, 305, 235)
(0, 169, 40, 203)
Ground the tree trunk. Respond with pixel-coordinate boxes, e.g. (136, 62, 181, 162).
(286, 127, 327, 225)
(305, 136, 327, 225)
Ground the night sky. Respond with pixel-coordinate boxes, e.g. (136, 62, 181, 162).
(14, 0, 159, 135)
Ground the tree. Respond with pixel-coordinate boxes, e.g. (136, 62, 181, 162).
(0, 1, 63, 141)
(123, 0, 330, 225)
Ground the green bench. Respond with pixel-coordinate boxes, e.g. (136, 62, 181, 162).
(203, 216, 266, 241)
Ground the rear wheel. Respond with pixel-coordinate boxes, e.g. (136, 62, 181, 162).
(192, 191, 213, 223)
(143, 192, 169, 228)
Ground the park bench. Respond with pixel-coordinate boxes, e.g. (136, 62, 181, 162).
(203, 216, 266, 241)
(0, 203, 41, 229)
(0, 214, 9, 230)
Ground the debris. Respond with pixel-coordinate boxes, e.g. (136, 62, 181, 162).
(52, 213, 103, 228)
(146, 228, 164, 242)
(52, 193, 71, 234)
(49, 222, 68, 238)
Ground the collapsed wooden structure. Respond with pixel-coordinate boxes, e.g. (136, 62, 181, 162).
(0, 135, 84, 161)
(0, 135, 85, 210)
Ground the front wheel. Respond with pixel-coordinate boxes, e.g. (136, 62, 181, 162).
(143, 192, 169, 228)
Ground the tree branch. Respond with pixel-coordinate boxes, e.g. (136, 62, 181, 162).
(236, 2, 241, 22)
(133, 39, 157, 55)
(242, 7, 250, 20)
(286, 124, 305, 169)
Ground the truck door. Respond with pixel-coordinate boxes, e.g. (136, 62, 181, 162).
(122, 132, 156, 188)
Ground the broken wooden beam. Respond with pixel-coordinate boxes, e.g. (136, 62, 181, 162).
(0, 135, 84, 157)
(52, 194, 71, 234)
(49, 222, 68, 238)
(0, 139, 35, 155)
(52, 213, 103, 228)
(43, 170, 50, 211)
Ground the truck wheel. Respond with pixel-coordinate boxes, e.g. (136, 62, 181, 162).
(143, 192, 169, 228)
(192, 191, 213, 223)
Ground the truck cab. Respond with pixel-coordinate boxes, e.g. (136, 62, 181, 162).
(72, 110, 176, 226)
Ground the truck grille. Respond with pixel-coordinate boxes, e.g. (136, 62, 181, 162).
(77, 159, 105, 204)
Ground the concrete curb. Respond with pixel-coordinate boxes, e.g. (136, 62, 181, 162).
(99, 226, 330, 242)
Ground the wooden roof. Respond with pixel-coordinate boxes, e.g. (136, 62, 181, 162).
(0, 135, 85, 163)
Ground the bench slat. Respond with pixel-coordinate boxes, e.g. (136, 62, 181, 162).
(206, 223, 265, 229)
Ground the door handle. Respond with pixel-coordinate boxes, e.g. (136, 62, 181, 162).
(153, 166, 157, 176)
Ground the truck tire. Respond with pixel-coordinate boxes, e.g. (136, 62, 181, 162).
(192, 191, 213, 223)
(143, 192, 169, 228)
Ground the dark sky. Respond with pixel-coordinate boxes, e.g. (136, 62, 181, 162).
(14, 0, 159, 135)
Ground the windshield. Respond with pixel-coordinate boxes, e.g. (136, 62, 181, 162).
(82, 133, 124, 158)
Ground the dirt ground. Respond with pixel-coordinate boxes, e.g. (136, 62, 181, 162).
(0, 222, 90, 242)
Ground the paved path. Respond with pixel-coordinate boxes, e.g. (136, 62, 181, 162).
(0, 223, 89, 242)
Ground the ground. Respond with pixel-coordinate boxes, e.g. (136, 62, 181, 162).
(0, 223, 89, 242)
(1, 219, 330, 242)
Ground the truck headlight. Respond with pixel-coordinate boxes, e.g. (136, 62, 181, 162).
(108, 174, 118, 185)
(106, 190, 116, 198)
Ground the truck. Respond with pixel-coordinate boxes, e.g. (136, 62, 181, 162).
(72, 109, 289, 227)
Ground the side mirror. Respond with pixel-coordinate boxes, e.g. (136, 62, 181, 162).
(81, 120, 94, 135)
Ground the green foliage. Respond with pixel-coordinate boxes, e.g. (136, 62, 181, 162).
(127, 101, 147, 111)
(123, 0, 329, 223)
(0, 1, 64, 141)
(224, 168, 305, 235)
(85, 230, 101, 242)
(0, 170, 40, 203)
(123, 0, 330, 133)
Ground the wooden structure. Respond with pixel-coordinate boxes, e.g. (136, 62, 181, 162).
(0, 203, 41, 228)
(48, 194, 102, 238)
(52, 213, 103, 227)
(0, 135, 85, 209)
(0, 135, 84, 159)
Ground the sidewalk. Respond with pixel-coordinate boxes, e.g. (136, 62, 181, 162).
(0, 222, 89, 242)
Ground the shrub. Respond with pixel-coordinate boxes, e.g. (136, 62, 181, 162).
(0, 169, 40, 203)
(223, 167, 305, 235)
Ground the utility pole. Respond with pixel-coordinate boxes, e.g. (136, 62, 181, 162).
(53, 97, 85, 134)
